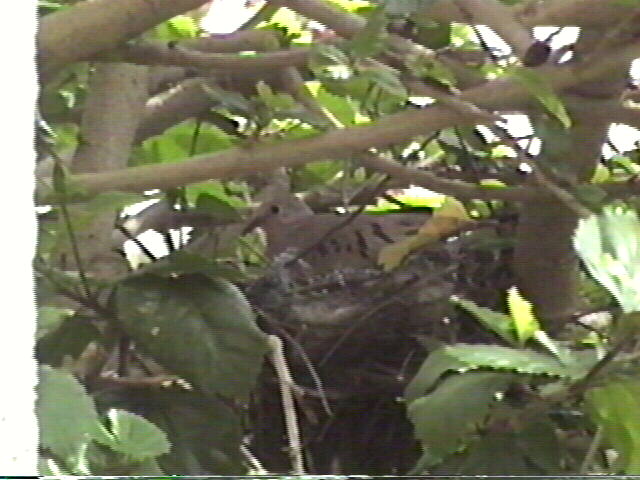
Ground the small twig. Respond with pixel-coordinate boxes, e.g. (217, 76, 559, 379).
(257, 308, 332, 416)
(116, 224, 157, 262)
(268, 335, 306, 475)
(238, 3, 279, 31)
(240, 443, 269, 474)
(580, 425, 604, 474)
(42, 140, 95, 301)
(570, 337, 634, 398)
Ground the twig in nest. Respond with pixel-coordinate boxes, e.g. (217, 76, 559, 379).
(268, 335, 306, 475)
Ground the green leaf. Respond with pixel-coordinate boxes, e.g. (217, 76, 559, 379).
(36, 314, 101, 366)
(135, 121, 237, 166)
(133, 251, 245, 282)
(445, 429, 549, 475)
(310, 43, 351, 69)
(292, 160, 344, 189)
(37, 366, 103, 461)
(116, 274, 269, 401)
(358, 66, 407, 98)
(507, 286, 540, 345)
(408, 372, 513, 466)
(153, 15, 199, 41)
(256, 81, 298, 111)
(445, 343, 592, 379)
(194, 192, 242, 222)
(574, 205, 640, 313)
(412, 20, 451, 49)
(97, 409, 170, 461)
(586, 379, 640, 474)
(311, 84, 359, 126)
(452, 296, 517, 345)
(147, 392, 245, 475)
(404, 348, 467, 403)
(510, 67, 571, 128)
(37, 306, 74, 340)
(348, 8, 388, 58)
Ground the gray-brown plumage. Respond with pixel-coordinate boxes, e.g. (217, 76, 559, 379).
(243, 187, 430, 273)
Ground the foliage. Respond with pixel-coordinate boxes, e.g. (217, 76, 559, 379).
(35, 0, 640, 475)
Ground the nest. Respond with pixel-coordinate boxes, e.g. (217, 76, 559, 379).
(245, 225, 515, 474)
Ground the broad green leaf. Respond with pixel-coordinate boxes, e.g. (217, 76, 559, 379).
(453, 297, 517, 345)
(510, 67, 571, 128)
(37, 366, 102, 461)
(116, 274, 269, 401)
(133, 251, 245, 282)
(312, 84, 359, 126)
(36, 315, 101, 366)
(574, 206, 640, 313)
(256, 81, 298, 111)
(444, 428, 553, 475)
(507, 286, 540, 345)
(404, 348, 467, 403)
(135, 121, 237, 165)
(586, 380, 640, 474)
(412, 20, 451, 49)
(97, 409, 170, 461)
(292, 160, 343, 189)
(194, 192, 242, 222)
(37, 306, 74, 340)
(445, 343, 592, 379)
(349, 8, 388, 58)
(358, 66, 407, 97)
(408, 372, 513, 466)
(148, 392, 245, 475)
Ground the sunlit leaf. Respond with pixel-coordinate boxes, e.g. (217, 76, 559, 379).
(37, 366, 102, 461)
(574, 205, 640, 313)
(507, 287, 540, 345)
(453, 297, 517, 345)
(97, 409, 170, 461)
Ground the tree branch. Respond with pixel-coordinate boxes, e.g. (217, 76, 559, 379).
(356, 152, 532, 202)
(38, 0, 211, 81)
(95, 41, 311, 72)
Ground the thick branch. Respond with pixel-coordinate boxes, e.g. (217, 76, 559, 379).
(40, 39, 640, 201)
(96, 42, 310, 72)
(65, 63, 149, 279)
(517, 0, 640, 28)
(38, 0, 211, 81)
(58, 104, 484, 198)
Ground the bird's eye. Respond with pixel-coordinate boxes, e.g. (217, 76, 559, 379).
(270, 205, 280, 214)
